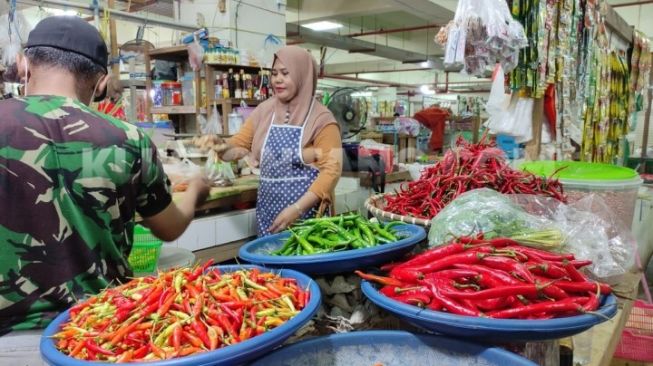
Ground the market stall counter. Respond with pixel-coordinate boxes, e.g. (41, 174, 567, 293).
(161, 176, 259, 254)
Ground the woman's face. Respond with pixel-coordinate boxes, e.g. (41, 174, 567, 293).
(271, 59, 296, 102)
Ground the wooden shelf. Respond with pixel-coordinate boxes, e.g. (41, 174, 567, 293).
(206, 63, 269, 72)
(121, 80, 146, 88)
(148, 45, 189, 62)
(213, 98, 263, 106)
(151, 106, 207, 114)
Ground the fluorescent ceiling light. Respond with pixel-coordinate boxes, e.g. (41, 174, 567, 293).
(302, 21, 343, 31)
(420, 85, 435, 95)
(351, 91, 373, 97)
(49, 8, 79, 16)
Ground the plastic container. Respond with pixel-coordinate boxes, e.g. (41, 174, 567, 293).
(614, 300, 653, 361)
(361, 280, 618, 341)
(127, 225, 162, 273)
(238, 223, 426, 275)
(152, 80, 164, 107)
(521, 161, 643, 227)
(161, 81, 183, 106)
(40, 265, 322, 366)
(250, 330, 537, 366)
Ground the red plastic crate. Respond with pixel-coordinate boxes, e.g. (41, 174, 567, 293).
(614, 300, 653, 361)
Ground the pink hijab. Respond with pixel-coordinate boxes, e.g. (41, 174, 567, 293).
(247, 46, 337, 161)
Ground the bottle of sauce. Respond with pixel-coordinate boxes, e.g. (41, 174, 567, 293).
(234, 74, 242, 99)
(228, 68, 235, 99)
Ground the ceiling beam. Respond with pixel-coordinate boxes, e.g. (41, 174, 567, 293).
(286, 0, 396, 24)
(611, 0, 653, 7)
(344, 24, 441, 38)
(324, 59, 443, 74)
(389, 0, 454, 23)
(287, 23, 438, 64)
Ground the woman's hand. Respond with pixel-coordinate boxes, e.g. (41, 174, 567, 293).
(193, 135, 228, 153)
(269, 205, 302, 234)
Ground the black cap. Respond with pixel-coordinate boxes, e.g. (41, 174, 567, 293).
(26, 16, 108, 73)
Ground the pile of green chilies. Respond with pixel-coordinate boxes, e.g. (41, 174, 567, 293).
(272, 214, 403, 256)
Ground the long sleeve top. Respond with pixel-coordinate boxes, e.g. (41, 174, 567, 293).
(228, 119, 342, 201)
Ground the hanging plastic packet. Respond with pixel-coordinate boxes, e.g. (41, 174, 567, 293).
(204, 150, 235, 187)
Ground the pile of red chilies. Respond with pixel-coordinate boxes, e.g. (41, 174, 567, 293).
(384, 136, 566, 219)
(357, 235, 611, 319)
(53, 261, 309, 362)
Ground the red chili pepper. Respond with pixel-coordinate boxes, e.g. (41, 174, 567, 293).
(453, 264, 521, 285)
(408, 251, 486, 274)
(563, 262, 587, 282)
(172, 324, 182, 352)
(183, 330, 204, 348)
(475, 296, 513, 311)
(157, 293, 176, 317)
(187, 259, 215, 281)
(488, 298, 582, 319)
(423, 280, 481, 317)
(217, 313, 239, 342)
(569, 260, 592, 269)
(481, 256, 535, 283)
(84, 340, 115, 356)
(394, 241, 469, 269)
(527, 262, 568, 279)
(392, 293, 432, 307)
(503, 246, 575, 262)
(441, 283, 558, 300)
(355, 270, 405, 287)
(132, 345, 149, 360)
(191, 319, 211, 348)
(430, 269, 480, 280)
(554, 281, 612, 295)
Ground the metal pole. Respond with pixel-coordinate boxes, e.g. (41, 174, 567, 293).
(19, 0, 197, 32)
(640, 66, 653, 173)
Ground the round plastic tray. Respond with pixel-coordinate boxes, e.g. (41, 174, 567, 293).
(40, 265, 321, 366)
(238, 224, 426, 275)
(361, 281, 618, 341)
(249, 330, 537, 366)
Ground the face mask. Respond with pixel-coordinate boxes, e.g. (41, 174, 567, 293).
(90, 75, 107, 104)
(22, 56, 28, 96)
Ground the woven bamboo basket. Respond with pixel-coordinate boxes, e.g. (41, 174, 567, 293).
(364, 193, 431, 227)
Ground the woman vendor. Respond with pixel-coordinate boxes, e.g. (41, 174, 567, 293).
(197, 46, 342, 236)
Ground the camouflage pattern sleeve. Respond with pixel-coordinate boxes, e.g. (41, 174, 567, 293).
(134, 130, 172, 218)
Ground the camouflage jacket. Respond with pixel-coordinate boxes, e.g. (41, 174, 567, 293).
(0, 96, 171, 335)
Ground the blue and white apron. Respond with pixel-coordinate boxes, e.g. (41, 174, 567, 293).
(256, 101, 319, 236)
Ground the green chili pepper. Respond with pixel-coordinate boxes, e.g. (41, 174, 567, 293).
(372, 223, 397, 242)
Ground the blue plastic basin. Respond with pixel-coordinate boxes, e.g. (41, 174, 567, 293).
(238, 224, 426, 275)
(361, 280, 618, 341)
(249, 330, 537, 365)
(40, 265, 321, 366)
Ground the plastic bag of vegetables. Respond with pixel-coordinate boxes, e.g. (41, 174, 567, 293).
(428, 188, 561, 250)
(428, 188, 636, 283)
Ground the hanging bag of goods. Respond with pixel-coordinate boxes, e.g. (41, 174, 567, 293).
(443, 0, 527, 77)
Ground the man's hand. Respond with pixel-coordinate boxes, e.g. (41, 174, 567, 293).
(186, 174, 211, 205)
(269, 205, 302, 234)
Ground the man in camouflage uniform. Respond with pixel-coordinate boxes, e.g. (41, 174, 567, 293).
(0, 16, 210, 364)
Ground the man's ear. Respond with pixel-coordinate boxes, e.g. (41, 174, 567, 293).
(92, 73, 110, 102)
(15, 53, 28, 81)
(98, 74, 110, 94)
